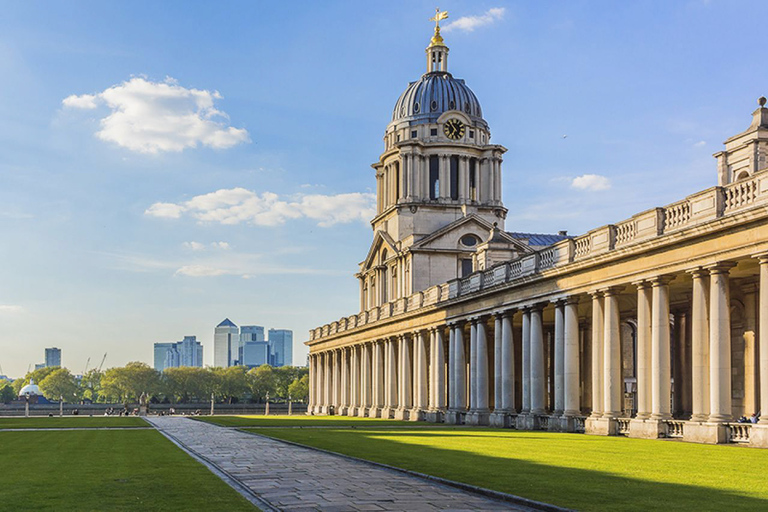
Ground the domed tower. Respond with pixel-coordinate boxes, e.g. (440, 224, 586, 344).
(357, 11, 525, 312)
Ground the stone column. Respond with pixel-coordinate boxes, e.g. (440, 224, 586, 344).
(359, 344, 371, 417)
(370, 341, 385, 417)
(563, 297, 581, 422)
(759, 256, 768, 425)
(341, 348, 350, 415)
(635, 281, 652, 420)
(395, 335, 412, 419)
(530, 305, 546, 415)
(708, 263, 735, 423)
(689, 268, 710, 422)
(458, 157, 467, 201)
(308, 355, 315, 413)
(469, 320, 478, 412)
(521, 309, 532, 414)
(383, 338, 397, 418)
(470, 317, 490, 425)
(589, 292, 604, 418)
(324, 352, 332, 414)
(494, 315, 503, 412)
(334, 350, 343, 410)
(603, 287, 622, 419)
(454, 325, 467, 418)
(554, 301, 565, 416)
(448, 325, 456, 410)
(428, 329, 436, 411)
(412, 331, 428, 420)
(650, 276, 673, 422)
(501, 312, 515, 411)
(350, 346, 359, 415)
(434, 327, 446, 412)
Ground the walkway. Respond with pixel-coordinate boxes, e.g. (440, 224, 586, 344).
(147, 417, 534, 511)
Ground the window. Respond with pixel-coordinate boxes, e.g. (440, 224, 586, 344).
(411, 130, 417, 138)
(460, 234, 478, 247)
(469, 158, 477, 201)
(430, 128, 438, 136)
(394, 162, 400, 199)
(450, 156, 459, 200)
(469, 130, 475, 139)
(429, 155, 440, 200)
(396, 134, 401, 142)
(461, 258, 474, 277)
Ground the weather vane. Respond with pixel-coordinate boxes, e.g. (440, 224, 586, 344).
(430, 8, 449, 29)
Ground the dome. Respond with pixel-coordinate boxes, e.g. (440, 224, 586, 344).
(391, 72, 486, 127)
(19, 379, 42, 396)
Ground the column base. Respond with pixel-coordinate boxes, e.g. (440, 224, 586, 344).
(684, 421, 728, 444)
(320, 405, 332, 415)
(516, 413, 541, 431)
(337, 406, 349, 416)
(356, 407, 369, 418)
(424, 409, 445, 423)
(346, 406, 359, 416)
(393, 407, 409, 420)
(558, 415, 580, 433)
(380, 407, 395, 419)
(749, 424, 768, 448)
(444, 410, 465, 425)
(466, 409, 490, 426)
(585, 416, 618, 436)
(489, 410, 515, 428)
(629, 419, 668, 439)
(367, 407, 382, 418)
(409, 408, 425, 421)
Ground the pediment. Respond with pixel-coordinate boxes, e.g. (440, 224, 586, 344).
(360, 230, 400, 272)
(411, 215, 531, 253)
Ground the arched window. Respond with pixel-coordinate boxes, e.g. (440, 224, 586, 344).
(736, 170, 750, 181)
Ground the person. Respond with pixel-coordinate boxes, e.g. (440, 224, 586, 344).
(751, 413, 759, 424)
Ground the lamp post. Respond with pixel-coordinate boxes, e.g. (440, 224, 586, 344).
(210, 392, 215, 416)
(59, 395, 63, 417)
(288, 395, 292, 416)
(265, 392, 270, 416)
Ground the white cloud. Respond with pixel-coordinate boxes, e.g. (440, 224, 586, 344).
(443, 7, 505, 33)
(62, 76, 249, 154)
(693, 140, 706, 147)
(0, 305, 24, 314)
(212, 241, 231, 250)
(174, 265, 228, 277)
(145, 188, 376, 227)
(571, 174, 611, 191)
(182, 241, 231, 251)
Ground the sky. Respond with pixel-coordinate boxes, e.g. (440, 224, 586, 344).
(1, 1, 766, 378)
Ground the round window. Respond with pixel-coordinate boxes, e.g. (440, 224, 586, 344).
(414, 102, 420, 113)
(449, 100, 455, 110)
(431, 100, 438, 111)
(460, 235, 479, 247)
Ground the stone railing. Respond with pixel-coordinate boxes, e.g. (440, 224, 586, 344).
(538, 415, 550, 431)
(308, 170, 768, 342)
(666, 420, 685, 438)
(573, 416, 586, 433)
(727, 423, 752, 443)
(617, 418, 631, 435)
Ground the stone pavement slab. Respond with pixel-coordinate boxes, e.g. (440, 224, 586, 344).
(147, 417, 535, 511)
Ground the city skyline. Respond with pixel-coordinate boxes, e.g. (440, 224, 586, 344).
(3, 2, 768, 378)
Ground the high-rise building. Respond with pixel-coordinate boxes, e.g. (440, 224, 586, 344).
(268, 329, 293, 367)
(154, 336, 203, 371)
(214, 318, 240, 367)
(240, 325, 265, 342)
(243, 341, 270, 368)
(45, 347, 61, 367)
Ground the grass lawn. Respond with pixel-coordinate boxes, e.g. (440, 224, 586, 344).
(0, 416, 147, 429)
(0, 429, 255, 511)
(252, 427, 768, 512)
(196, 414, 420, 428)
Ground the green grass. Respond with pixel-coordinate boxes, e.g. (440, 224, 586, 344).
(0, 429, 255, 511)
(252, 427, 768, 512)
(0, 416, 147, 429)
(195, 414, 420, 427)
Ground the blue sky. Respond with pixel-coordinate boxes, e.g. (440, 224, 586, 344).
(0, 1, 765, 377)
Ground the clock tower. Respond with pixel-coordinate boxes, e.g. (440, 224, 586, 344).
(357, 11, 522, 311)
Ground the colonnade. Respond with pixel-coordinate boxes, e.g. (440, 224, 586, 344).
(310, 257, 768, 444)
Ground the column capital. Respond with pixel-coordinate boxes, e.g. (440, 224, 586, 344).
(599, 285, 625, 297)
(685, 266, 709, 279)
(588, 289, 603, 299)
(753, 252, 768, 264)
(650, 274, 675, 287)
(705, 261, 737, 274)
(528, 301, 547, 312)
(564, 295, 580, 305)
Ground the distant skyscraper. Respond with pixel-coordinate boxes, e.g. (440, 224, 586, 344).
(243, 341, 270, 368)
(34, 363, 46, 371)
(214, 318, 240, 367)
(154, 336, 203, 371)
(268, 329, 293, 367)
(240, 325, 265, 342)
(45, 347, 61, 367)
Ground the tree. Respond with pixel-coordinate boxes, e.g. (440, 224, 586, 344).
(273, 366, 298, 399)
(17, 366, 58, 388)
(0, 381, 15, 403)
(79, 369, 103, 402)
(101, 362, 160, 404)
(39, 368, 78, 402)
(214, 366, 249, 404)
(249, 365, 276, 402)
(163, 367, 213, 403)
(288, 374, 309, 402)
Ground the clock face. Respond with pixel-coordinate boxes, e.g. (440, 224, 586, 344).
(443, 119, 465, 140)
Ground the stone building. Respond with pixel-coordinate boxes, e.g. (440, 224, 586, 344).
(306, 18, 768, 447)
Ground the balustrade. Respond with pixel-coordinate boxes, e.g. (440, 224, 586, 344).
(615, 221, 636, 246)
(664, 200, 691, 230)
(724, 176, 758, 211)
(666, 420, 685, 438)
(617, 418, 631, 435)
(726, 423, 752, 443)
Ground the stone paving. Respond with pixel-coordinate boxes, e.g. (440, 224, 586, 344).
(147, 416, 530, 511)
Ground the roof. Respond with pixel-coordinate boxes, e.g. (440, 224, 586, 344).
(507, 232, 572, 247)
(217, 318, 237, 328)
(391, 72, 486, 127)
(19, 380, 42, 396)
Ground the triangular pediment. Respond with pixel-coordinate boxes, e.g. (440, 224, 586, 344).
(411, 215, 531, 253)
(360, 230, 400, 272)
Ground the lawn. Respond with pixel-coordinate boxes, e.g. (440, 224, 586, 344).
(252, 427, 768, 512)
(0, 416, 147, 429)
(196, 414, 420, 428)
(0, 430, 255, 511)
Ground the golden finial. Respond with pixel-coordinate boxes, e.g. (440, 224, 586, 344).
(429, 8, 449, 47)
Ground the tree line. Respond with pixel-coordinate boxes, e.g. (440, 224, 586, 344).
(0, 363, 309, 405)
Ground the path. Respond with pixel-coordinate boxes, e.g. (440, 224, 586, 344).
(147, 416, 535, 512)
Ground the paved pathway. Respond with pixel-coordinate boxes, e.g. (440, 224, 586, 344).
(147, 416, 531, 512)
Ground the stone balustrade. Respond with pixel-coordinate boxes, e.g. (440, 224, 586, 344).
(666, 420, 685, 438)
(727, 423, 752, 443)
(617, 418, 631, 435)
(308, 170, 768, 343)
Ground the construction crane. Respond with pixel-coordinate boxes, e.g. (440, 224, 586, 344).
(97, 353, 107, 372)
(83, 357, 91, 375)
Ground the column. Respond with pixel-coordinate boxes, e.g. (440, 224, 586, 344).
(589, 293, 604, 418)
(448, 325, 456, 409)
(360, 344, 371, 415)
(458, 157, 467, 201)
(689, 268, 710, 421)
(756, 256, 768, 425)
(633, 281, 652, 420)
(350, 346, 359, 414)
(563, 298, 581, 417)
(414, 331, 428, 415)
(341, 348, 350, 414)
(435, 328, 446, 411)
(650, 277, 672, 420)
(384, 338, 397, 416)
(603, 288, 622, 419)
(521, 309, 531, 414)
(324, 352, 332, 410)
(476, 318, 490, 414)
(428, 330, 436, 410)
(402, 336, 413, 410)
(501, 312, 515, 411)
(708, 263, 735, 423)
(554, 301, 565, 415)
(494, 315, 503, 411)
(530, 305, 546, 415)
(455, 325, 467, 411)
(308, 355, 315, 411)
(372, 341, 385, 415)
(469, 320, 478, 411)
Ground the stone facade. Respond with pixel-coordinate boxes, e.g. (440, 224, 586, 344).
(307, 26, 768, 447)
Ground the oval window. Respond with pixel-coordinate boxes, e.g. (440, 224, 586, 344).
(460, 234, 478, 247)
(414, 102, 420, 113)
(431, 100, 438, 111)
(449, 100, 455, 110)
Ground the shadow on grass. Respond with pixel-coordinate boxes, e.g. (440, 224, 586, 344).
(254, 427, 768, 512)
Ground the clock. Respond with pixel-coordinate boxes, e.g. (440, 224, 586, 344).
(443, 119, 465, 140)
